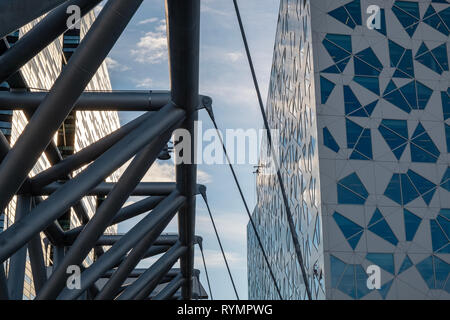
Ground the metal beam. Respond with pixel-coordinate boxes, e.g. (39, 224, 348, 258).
(166, 0, 201, 300)
(28, 198, 47, 294)
(0, 0, 144, 215)
(0, 0, 68, 39)
(6, 81, 91, 228)
(0, 0, 207, 301)
(28, 233, 47, 294)
(33, 197, 66, 246)
(63, 196, 165, 242)
(22, 95, 92, 226)
(0, 103, 184, 263)
(107, 245, 172, 271)
(0, 133, 10, 300)
(38, 125, 174, 299)
(117, 242, 187, 300)
(97, 208, 198, 300)
(29, 110, 157, 189)
(7, 196, 31, 299)
(95, 205, 175, 299)
(102, 268, 198, 279)
(0, 91, 170, 112)
(0, 265, 8, 300)
(153, 273, 185, 300)
(33, 182, 205, 197)
(0, 132, 9, 161)
(63, 234, 201, 247)
(0, 0, 101, 84)
(16, 92, 92, 234)
(5, 75, 92, 226)
(55, 191, 186, 300)
(7, 73, 65, 173)
(111, 196, 165, 225)
(142, 246, 171, 258)
(32, 182, 177, 197)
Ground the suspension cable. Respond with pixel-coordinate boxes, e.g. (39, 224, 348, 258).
(200, 193, 240, 300)
(204, 108, 283, 300)
(198, 243, 213, 300)
(231, 0, 312, 299)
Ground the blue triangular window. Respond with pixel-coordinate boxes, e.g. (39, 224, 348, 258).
(404, 209, 421, 241)
(398, 255, 413, 274)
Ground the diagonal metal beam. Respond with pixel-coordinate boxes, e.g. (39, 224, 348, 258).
(7, 196, 32, 299)
(6, 73, 65, 173)
(28, 196, 47, 294)
(28, 233, 47, 294)
(0, 132, 11, 300)
(6, 82, 90, 239)
(102, 266, 168, 279)
(117, 242, 187, 300)
(0, 132, 9, 160)
(0, 103, 184, 263)
(0, 0, 207, 301)
(29, 110, 156, 189)
(95, 203, 200, 299)
(63, 196, 165, 242)
(153, 273, 185, 300)
(38, 123, 176, 299)
(0, 98, 80, 234)
(95, 209, 175, 299)
(0, 265, 8, 300)
(55, 191, 186, 300)
(108, 245, 172, 271)
(110, 196, 165, 225)
(143, 246, 171, 259)
(0, 0, 101, 84)
(0, 0, 144, 215)
(0, 0, 68, 39)
(4, 74, 92, 226)
(33, 197, 67, 246)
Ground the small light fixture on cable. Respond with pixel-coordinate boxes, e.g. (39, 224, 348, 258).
(157, 142, 173, 161)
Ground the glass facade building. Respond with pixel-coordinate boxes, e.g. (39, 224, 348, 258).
(1, 11, 121, 299)
(248, 0, 450, 299)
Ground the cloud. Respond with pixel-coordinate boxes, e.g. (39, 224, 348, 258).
(202, 82, 257, 108)
(194, 249, 246, 269)
(142, 162, 175, 182)
(105, 57, 130, 72)
(226, 52, 243, 62)
(134, 77, 154, 88)
(138, 17, 158, 25)
(200, 0, 230, 17)
(131, 20, 168, 64)
(195, 211, 248, 242)
(198, 170, 213, 184)
(141, 161, 212, 184)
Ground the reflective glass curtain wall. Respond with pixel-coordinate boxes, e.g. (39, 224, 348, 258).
(248, 0, 450, 300)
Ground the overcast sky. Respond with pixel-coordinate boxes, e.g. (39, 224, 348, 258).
(100, 0, 280, 299)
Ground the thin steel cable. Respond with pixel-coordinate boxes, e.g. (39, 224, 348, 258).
(231, 0, 312, 299)
(198, 244, 213, 300)
(205, 108, 283, 300)
(200, 195, 240, 300)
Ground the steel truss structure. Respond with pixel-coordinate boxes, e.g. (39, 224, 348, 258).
(0, 0, 209, 300)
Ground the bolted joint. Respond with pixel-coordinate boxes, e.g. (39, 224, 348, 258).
(199, 95, 214, 120)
